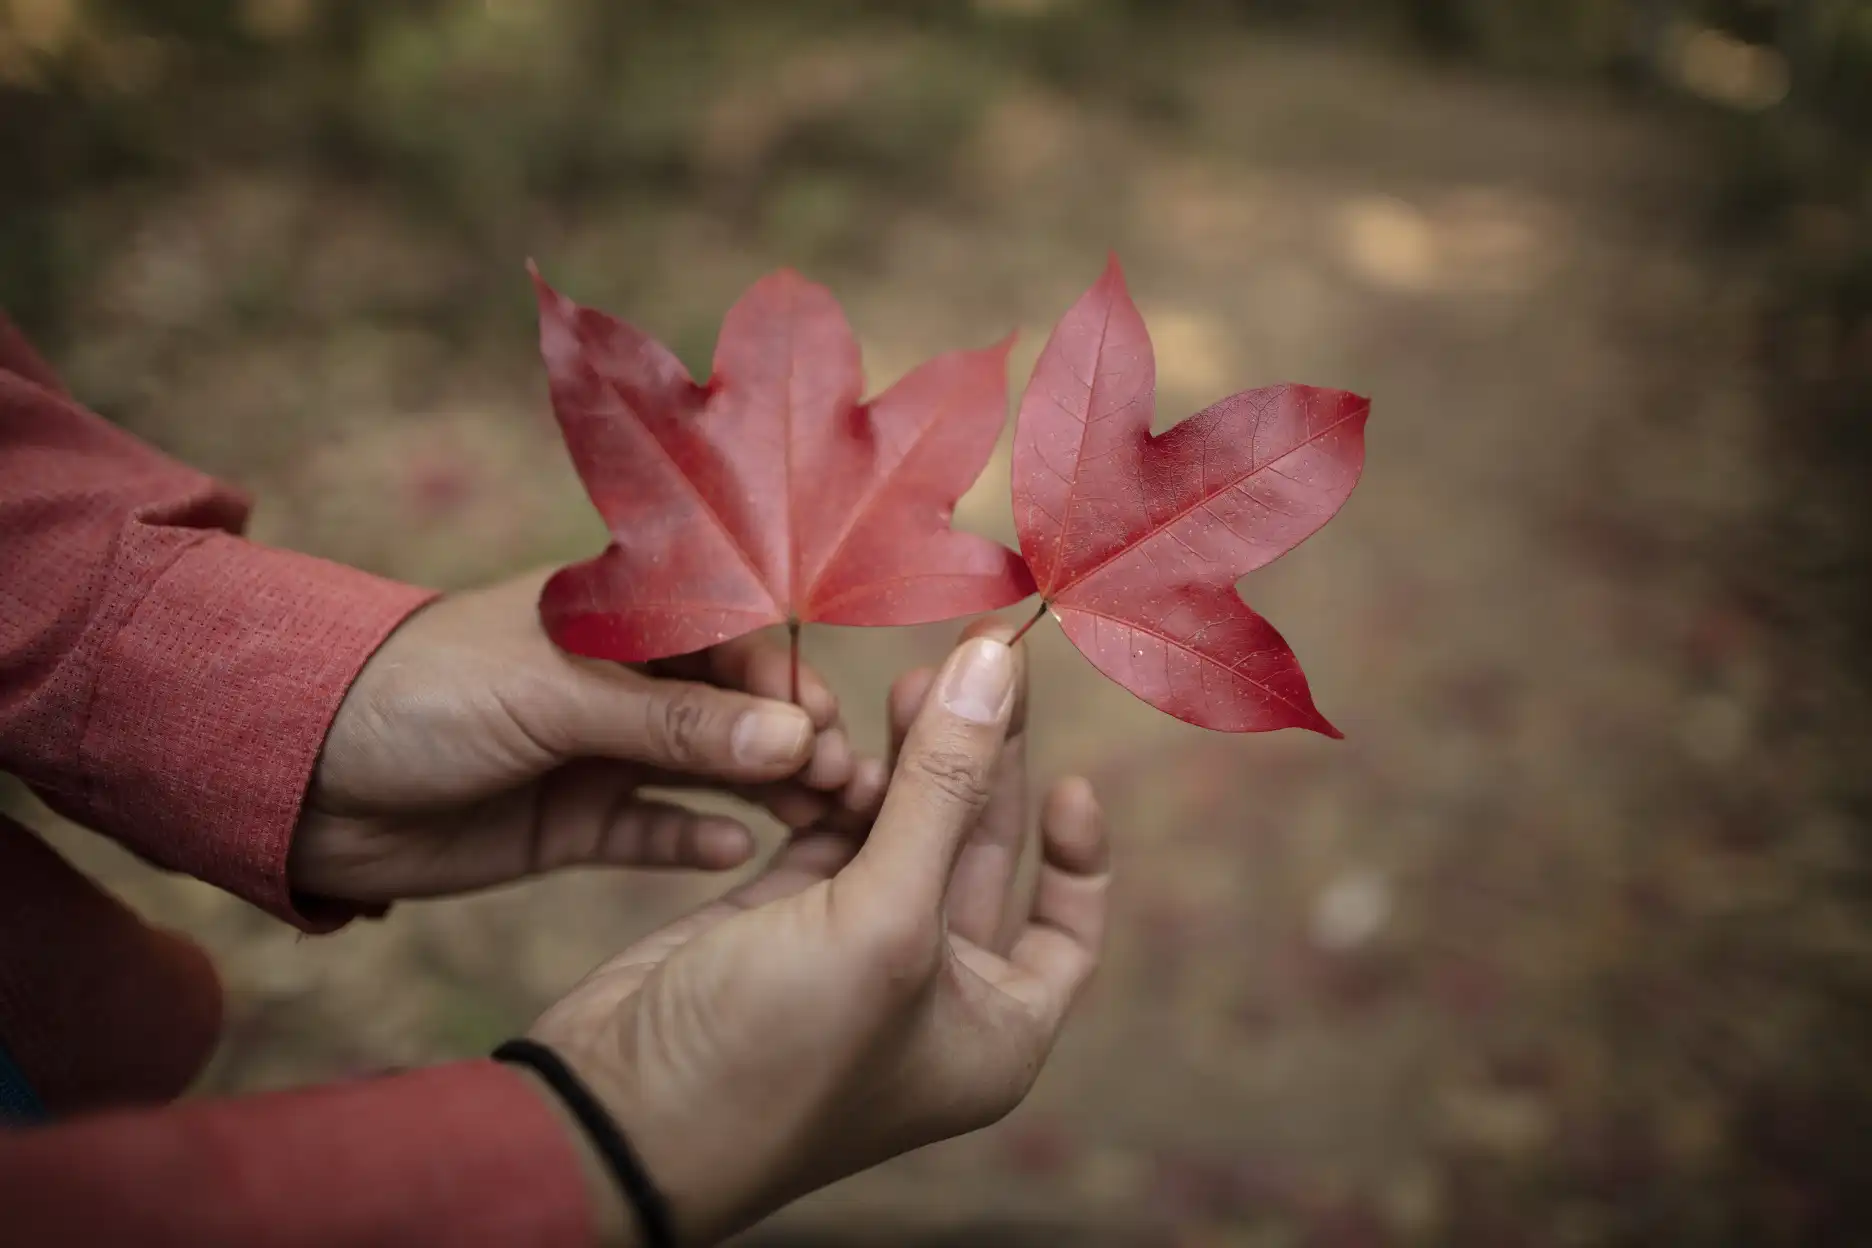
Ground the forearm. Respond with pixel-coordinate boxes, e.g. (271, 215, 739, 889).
(0, 315, 433, 927)
(0, 1061, 603, 1247)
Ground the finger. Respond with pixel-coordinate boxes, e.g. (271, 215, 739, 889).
(944, 730, 1028, 950)
(887, 667, 938, 768)
(738, 780, 834, 830)
(545, 664, 816, 783)
(934, 620, 1030, 949)
(740, 647, 851, 791)
(318, 775, 760, 902)
(959, 616, 1029, 737)
(888, 624, 1032, 950)
(527, 763, 758, 874)
(579, 799, 757, 872)
(886, 615, 1030, 757)
(635, 770, 854, 832)
(840, 637, 1016, 918)
(658, 637, 852, 790)
(729, 746, 882, 833)
(633, 764, 840, 830)
(728, 828, 864, 908)
(1006, 778, 1109, 1028)
(823, 755, 889, 836)
(800, 726, 855, 792)
(654, 633, 839, 729)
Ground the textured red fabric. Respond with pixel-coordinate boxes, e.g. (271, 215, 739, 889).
(0, 813, 223, 1116)
(0, 320, 433, 925)
(0, 1060, 595, 1247)
(0, 318, 593, 1244)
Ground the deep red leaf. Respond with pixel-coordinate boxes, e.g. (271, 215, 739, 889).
(532, 265, 1035, 662)
(1011, 256, 1368, 735)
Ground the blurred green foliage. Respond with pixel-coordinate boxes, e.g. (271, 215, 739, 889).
(3, 1, 1868, 338)
(0, 1, 1866, 615)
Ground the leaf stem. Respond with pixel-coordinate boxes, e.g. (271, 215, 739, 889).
(787, 619, 802, 704)
(1008, 601, 1049, 647)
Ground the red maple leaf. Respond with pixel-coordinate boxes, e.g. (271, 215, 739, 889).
(1009, 257, 1368, 735)
(531, 265, 1035, 671)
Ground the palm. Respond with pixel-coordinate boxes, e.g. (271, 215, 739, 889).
(539, 778, 1045, 1238)
(293, 759, 767, 902)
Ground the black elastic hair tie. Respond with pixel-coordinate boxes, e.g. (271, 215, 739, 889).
(494, 1038, 675, 1247)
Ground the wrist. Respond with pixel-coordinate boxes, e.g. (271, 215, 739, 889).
(508, 1065, 641, 1247)
(527, 1017, 764, 1247)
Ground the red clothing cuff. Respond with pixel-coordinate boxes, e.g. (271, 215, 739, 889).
(74, 532, 435, 929)
(0, 1061, 595, 1247)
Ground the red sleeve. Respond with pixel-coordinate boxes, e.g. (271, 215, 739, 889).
(0, 813, 224, 1116)
(0, 1061, 596, 1247)
(0, 317, 436, 927)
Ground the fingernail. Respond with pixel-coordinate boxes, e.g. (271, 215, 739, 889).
(732, 705, 813, 766)
(938, 638, 1013, 725)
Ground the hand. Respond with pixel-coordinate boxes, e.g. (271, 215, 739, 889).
(290, 570, 887, 904)
(528, 623, 1110, 1245)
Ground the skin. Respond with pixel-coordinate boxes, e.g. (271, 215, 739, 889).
(289, 573, 1109, 1243)
(532, 624, 1110, 1244)
(290, 569, 887, 903)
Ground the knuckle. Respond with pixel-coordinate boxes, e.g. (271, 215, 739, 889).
(909, 747, 993, 810)
(650, 687, 716, 766)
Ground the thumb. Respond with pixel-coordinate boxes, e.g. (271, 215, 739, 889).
(841, 638, 1016, 916)
(524, 657, 818, 783)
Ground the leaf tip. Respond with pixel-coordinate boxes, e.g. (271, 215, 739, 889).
(1101, 250, 1128, 288)
(1301, 706, 1345, 739)
(739, 266, 844, 326)
(526, 260, 564, 313)
(759, 266, 822, 299)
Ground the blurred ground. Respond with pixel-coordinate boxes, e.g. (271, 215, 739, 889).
(6, 2, 1872, 1245)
